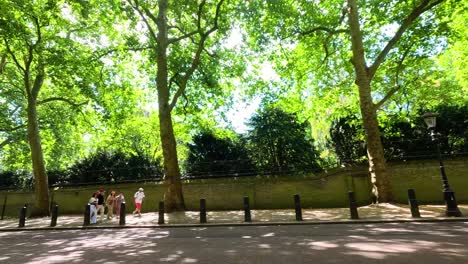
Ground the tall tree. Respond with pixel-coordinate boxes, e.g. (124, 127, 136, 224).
(346, 0, 451, 201)
(123, 0, 232, 211)
(0, 0, 101, 215)
(244, 0, 454, 201)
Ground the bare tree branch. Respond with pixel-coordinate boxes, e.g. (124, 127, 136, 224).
(368, 0, 445, 79)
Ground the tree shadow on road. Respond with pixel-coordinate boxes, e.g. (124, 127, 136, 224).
(0, 222, 467, 263)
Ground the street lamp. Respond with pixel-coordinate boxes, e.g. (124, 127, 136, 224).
(422, 112, 462, 217)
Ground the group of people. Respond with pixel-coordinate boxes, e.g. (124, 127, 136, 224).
(88, 187, 145, 224)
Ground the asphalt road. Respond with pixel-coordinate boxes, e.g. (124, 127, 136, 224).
(0, 222, 467, 264)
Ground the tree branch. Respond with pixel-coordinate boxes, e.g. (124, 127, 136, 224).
(203, 47, 216, 58)
(205, 0, 224, 35)
(168, 72, 180, 94)
(126, 0, 158, 42)
(168, 0, 225, 111)
(141, 2, 159, 25)
(0, 124, 27, 132)
(31, 65, 44, 100)
(297, 27, 348, 36)
(374, 85, 401, 110)
(168, 30, 199, 44)
(0, 54, 6, 74)
(294, 11, 348, 65)
(374, 42, 415, 110)
(166, 3, 202, 45)
(37, 97, 88, 107)
(31, 15, 42, 49)
(91, 46, 154, 61)
(368, 0, 445, 79)
(4, 39, 25, 74)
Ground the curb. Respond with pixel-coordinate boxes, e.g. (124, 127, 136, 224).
(1, 217, 468, 232)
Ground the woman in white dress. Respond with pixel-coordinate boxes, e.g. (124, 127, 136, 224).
(89, 192, 98, 224)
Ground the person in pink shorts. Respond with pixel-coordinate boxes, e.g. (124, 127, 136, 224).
(132, 187, 145, 216)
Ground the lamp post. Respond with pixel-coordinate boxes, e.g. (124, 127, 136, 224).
(422, 112, 462, 217)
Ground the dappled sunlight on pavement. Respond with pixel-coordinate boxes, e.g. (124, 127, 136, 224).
(0, 203, 467, 229)
(0, 222, 467, 263)
(0, 228, 167, 263)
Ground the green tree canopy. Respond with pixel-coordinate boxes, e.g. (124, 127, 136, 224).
(185, 130, 255, 178)
(246, 107, 322, 174)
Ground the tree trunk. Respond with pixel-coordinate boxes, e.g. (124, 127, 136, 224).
(26, 98, 50, 216)
(159, 108, 185, 211)
(156, 0, 185, 211)
(347, 0, 393, 202)
(357, 81, 393, 202)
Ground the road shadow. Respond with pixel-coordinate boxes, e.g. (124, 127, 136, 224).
(0, 222, 467, 263)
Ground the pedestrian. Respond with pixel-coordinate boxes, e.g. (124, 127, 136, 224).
(89, 192, 98, 224)
(116, 192, 125, 218)
(132, 187, 145, 216)
(106, 190, 116, 219)
(96, 188, 105, 221)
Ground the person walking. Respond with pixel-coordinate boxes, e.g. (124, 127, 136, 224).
(115, 192, 125, 218)
(132, 188, 145, 217)
(106, 191, 117, 219)
(96, 188, 105, 221)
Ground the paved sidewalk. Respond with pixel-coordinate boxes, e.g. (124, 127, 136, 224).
(1, 203, 467, 230)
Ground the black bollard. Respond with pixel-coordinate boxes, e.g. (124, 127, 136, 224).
(244, 196, 251, 222)
(1, 195, 7, 220)
(50, 204, 59, 227)
(18, 206, 27, 228)
(158, 201, 165, 225)
(83, 204, 91, 226)
(444, 191, 462, 217)
(200, 199, 207, 224)
(119, 202, 126, 226)
(407, 189, 421, 218)
(348, 191, 359, 220)
(294, 194, 303, 221)
(49, 192, 55, 217)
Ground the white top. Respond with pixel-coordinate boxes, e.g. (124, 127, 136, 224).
(89, 197, 97, 205)
(134, 191, 145, 203)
